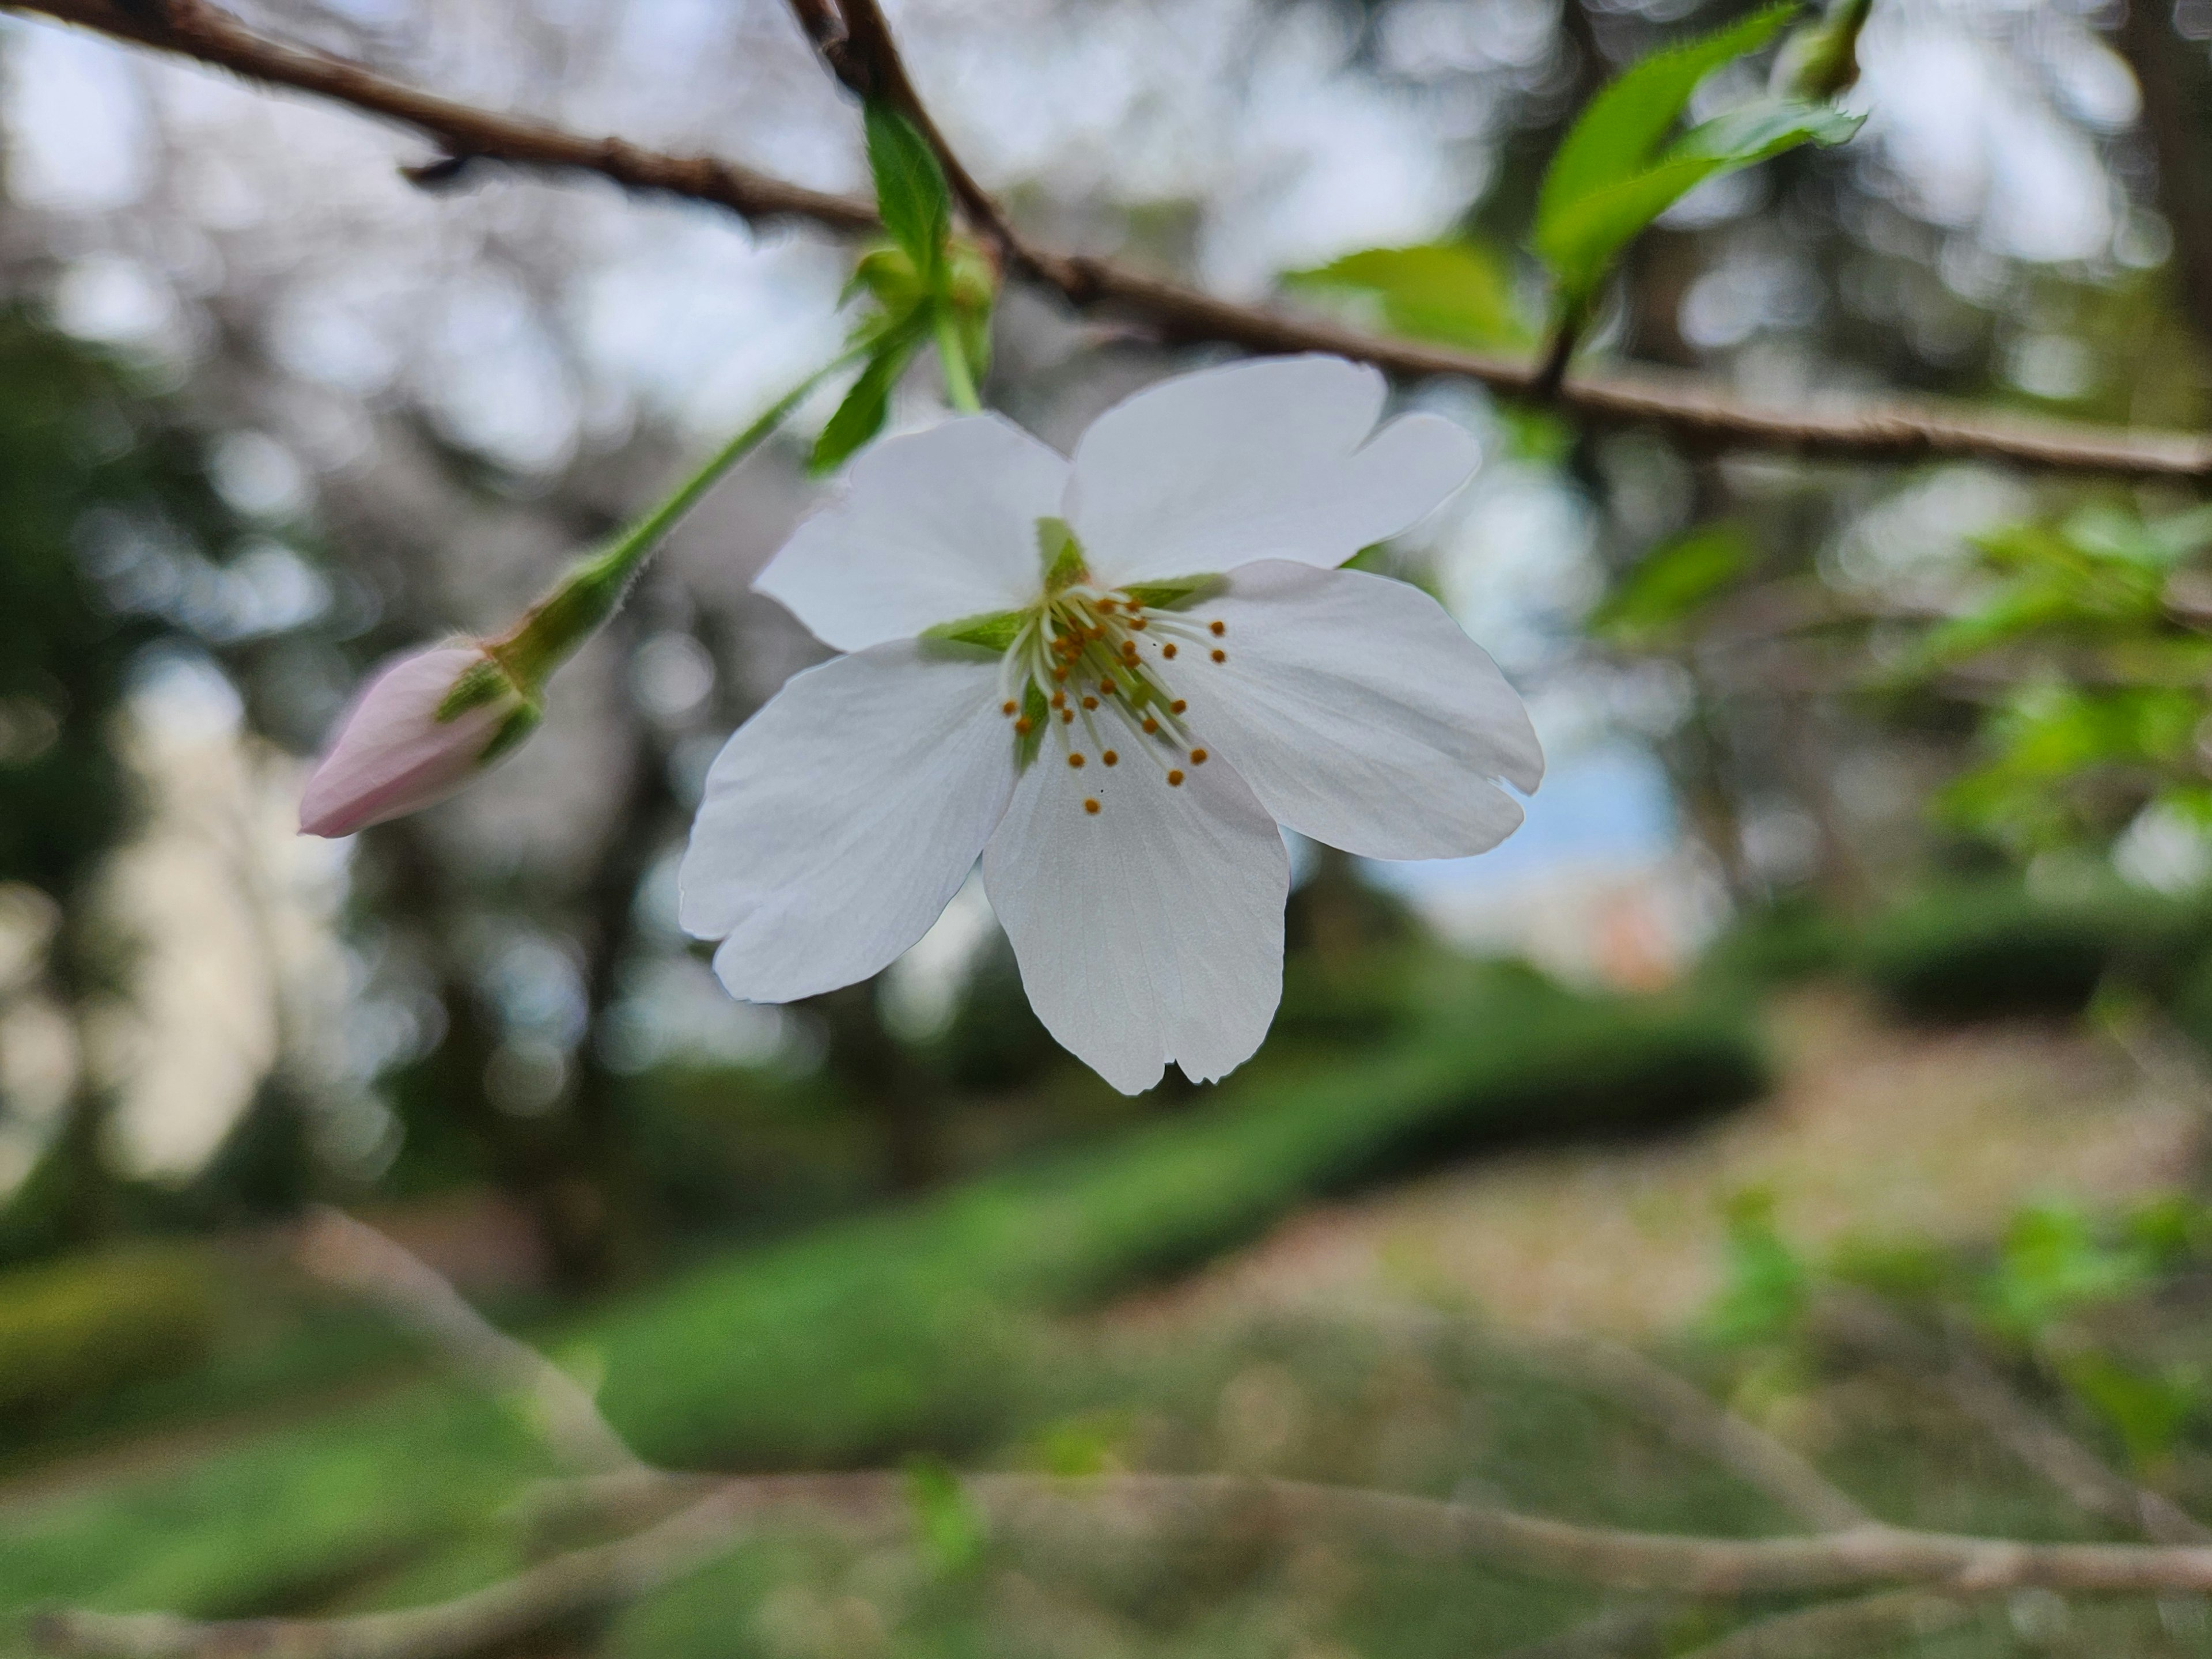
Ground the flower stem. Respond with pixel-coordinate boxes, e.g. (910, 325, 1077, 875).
(493, 350, 858, 687)
(933, 305, 983, 414)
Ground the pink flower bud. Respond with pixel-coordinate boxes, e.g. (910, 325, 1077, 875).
(299, 644, 531, 838)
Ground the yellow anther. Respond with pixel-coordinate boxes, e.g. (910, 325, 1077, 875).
(1103, 749, 1119, 766)
(1014, 717, 1033, 735)
(1068, 752, 1085, 768)
(1162, 643, 1178, 659)
(1082, 695, 1099, 710)
(1169, 699, 1187, 714)
(1209, 620, 1225, 636)
(1130, 615, 1149, 630)
(1141, 717, 1159, 734)
(1051, 690, 1066, 707)
(1084, 797, 1101, 815)
(1167, 770, 1184, 786)
(1190, 748, 1208, 764)
(1001, 700, 1017, 715)
(1060, 708, 1074, 724)
(1210, 648, 1226, 663)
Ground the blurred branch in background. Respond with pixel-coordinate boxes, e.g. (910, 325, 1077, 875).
(14, 0, 2212, 479)
(38, 1210, 2212, 1659)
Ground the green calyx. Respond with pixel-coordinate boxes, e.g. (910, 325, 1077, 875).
(923, 609, 1027, 652)
(1037, 517, 1088, 591)
(434, 650, 541, 765)
(1122, 574, 1225, 611)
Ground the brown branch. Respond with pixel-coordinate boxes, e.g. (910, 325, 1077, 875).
(1818, 1293, 2212, 1548)
(1528, 1331, 1876, 1533)
(296, 1206, 646, 1479)
(796, 0, 1029, 272)
(10, 0, 2212, 480)
(40, 1471, 2212, 1658)
(13, 0, 878, 233)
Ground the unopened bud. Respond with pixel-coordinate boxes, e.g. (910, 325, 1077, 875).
(1770, 0, 1873, 102)
(298, 643, 536, 838)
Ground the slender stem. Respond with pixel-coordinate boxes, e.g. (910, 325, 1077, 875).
(493, 350, 857, 685)
(932, 305, 982, 412)
(592, 352, 856, 587)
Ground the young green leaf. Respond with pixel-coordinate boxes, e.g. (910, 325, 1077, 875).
(1703, 1188, 1812, 1347)
(864, 100, 952, 283)
(1590, 522, 1755, 641)
(808, 319, 925, 475)
(904, 1456, 986, 1574)
(1283, 240, 1531, 349)
(1538, 98, 1861, 302)
(1536, 2, 1798, 238)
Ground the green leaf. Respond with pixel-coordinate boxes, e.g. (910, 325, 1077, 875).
(1283, 240, 1531, 350)
(864, 101, 951, 283)
(808, 320, 925, 475)
(2062, 1353, 2201, 1471)
(1590, 522, 1755, 640)
(1538, 99, 1859, 302)
(1676, 97, 1864, 164)
(904, 1456, 986, 1574)
(1536, 2, 1798, 242)
(1703, 1188, 1811, 1347)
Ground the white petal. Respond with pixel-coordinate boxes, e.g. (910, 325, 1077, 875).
(1065, 355, 1479, 587)
(983, 745, 1287, 1094)
(1177, 560, 1543, 861)
(680, 642, 1017, 1002)
(756, 415, 1067, 651)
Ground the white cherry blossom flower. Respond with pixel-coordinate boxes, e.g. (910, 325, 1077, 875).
(680, 356, 1543, 1093)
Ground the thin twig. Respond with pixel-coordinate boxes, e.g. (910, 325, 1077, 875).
(10, 0, 2212, 479)
(1818, 1292, 2212, 1548)
(39, 1472, 2212, 1658)
(797, 0, 1027, 270)
(14, 0, 877, 232)
(1527, 1331, 1875, 1533)
(1494, 1600, 1678, 1659)
(296, 1206, 645, 1479)
(1672, 1588, 1977, 1659)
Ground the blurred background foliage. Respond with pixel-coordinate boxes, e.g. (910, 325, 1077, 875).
(7, 0, 2212, 1650)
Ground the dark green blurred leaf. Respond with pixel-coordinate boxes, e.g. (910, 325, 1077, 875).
(864, 101, 951, 283)
(1284, 240, 1531, 350)
(1591, 522, 1756, 641)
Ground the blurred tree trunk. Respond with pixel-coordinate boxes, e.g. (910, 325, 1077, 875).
(815, 979, 941, 1193)
(561, 645, 671, 1285)
(2116, 0, 2212, 353)
(47, 910, 119, 1247)
(381, 819, 623, 1291)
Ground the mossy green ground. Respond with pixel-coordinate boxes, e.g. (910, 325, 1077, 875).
(5, 960, 2208, 1655)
